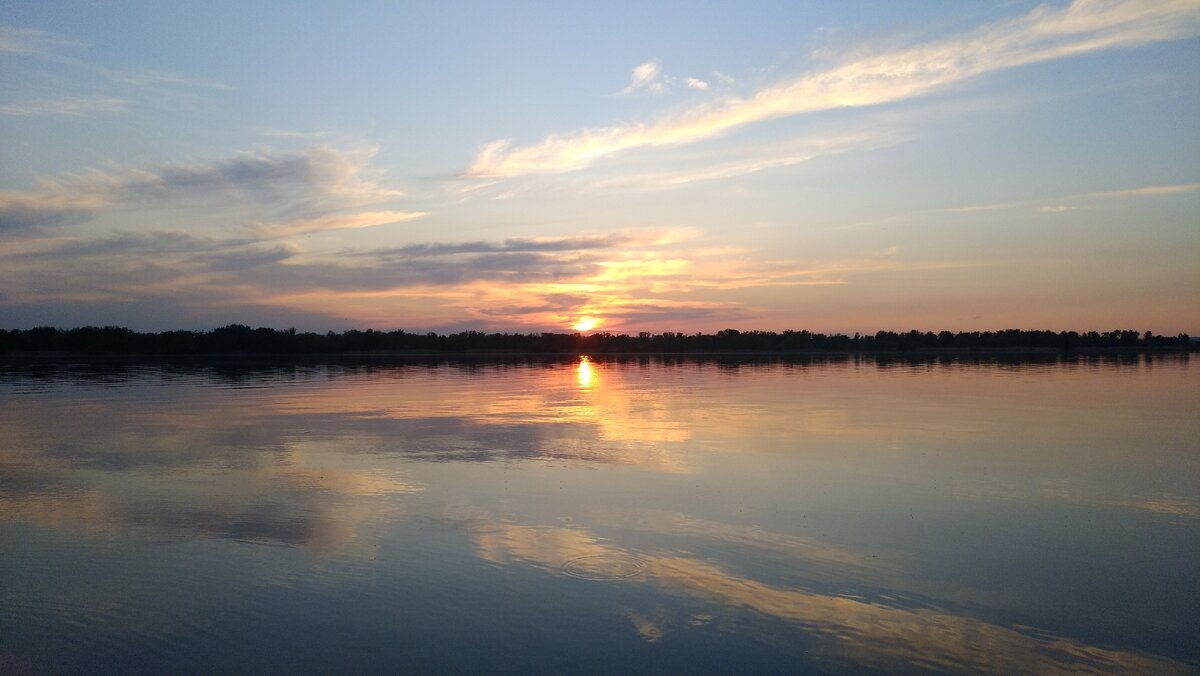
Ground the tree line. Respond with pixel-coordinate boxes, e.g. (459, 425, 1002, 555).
(0, 325, 1192, 355)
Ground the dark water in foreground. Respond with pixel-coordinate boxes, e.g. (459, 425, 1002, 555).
(1, 355, 1197, 674)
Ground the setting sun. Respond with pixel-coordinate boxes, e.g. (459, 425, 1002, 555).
(572, 317, 599, 332)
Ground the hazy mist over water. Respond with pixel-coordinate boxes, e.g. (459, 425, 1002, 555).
(1, 355, 1197, 674)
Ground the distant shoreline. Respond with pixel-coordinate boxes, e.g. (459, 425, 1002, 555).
(1, 325, 1193, 361)
(1, 346, 1192, 365)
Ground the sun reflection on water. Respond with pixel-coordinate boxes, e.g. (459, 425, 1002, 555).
(577, 356, 595, 389)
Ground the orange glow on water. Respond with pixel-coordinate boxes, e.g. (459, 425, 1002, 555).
(577, 356, 594, 388)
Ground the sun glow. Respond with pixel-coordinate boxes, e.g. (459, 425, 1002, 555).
(572, 316, 599, 332)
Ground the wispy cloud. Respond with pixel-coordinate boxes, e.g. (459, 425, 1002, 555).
(836, 180, 1200, 232)
(941, 182, 1200, 215)
(1077, 182, 1200, 199)
(375, 231, 691, 258)
(0, 217, 971, 331)
(255, 127, 330, 139)
(0, 145, 405, 233)
(588, 131, 899, 192)
(11, 231, 254, 260)
(619, 60, 664, 95)
(255, 210, 428, 238)
(0, 95, 129, 117)
(0, 229, 648, 323)
(287, 239, 957, 330)
(0, 188, 106, 232)
(1, 24, 228, 117)
(685, 77, 709, 91)
(467, 0, 1200, 177)
(102, 67, 231, 91)
(0, 25, 78, 53)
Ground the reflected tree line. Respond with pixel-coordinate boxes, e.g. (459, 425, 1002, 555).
(0, 325, 1193, 355)
(3, 352, 1184, 389)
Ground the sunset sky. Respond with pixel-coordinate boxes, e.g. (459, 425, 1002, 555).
(2, 0, 1198, 334)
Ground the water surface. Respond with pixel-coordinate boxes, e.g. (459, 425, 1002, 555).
(2, 355, 1197, 673)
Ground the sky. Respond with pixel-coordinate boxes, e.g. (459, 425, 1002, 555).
(1, 0, 1198, 334)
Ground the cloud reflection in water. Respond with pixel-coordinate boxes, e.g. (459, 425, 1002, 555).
(472, 521, 1191, 674)
(0, 357, 1196, 672)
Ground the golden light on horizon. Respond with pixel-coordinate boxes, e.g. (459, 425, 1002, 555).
(577, 356, 594, 388)
(572, 316, 599, 332)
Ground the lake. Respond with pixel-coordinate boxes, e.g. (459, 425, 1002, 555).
(1, 354, 1197, 674)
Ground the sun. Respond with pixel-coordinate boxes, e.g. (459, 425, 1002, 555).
(572, 316, 599, 332)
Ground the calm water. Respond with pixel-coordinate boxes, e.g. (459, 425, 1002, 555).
(1, 355, 1197, 674)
